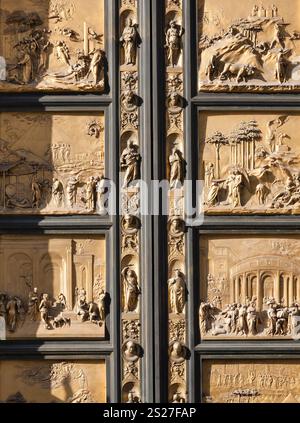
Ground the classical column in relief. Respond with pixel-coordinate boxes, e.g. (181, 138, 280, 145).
(65, 244, 73, 309)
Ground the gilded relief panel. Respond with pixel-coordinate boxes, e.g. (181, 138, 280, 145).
(200, 112, 300, 215)
(203, 360, 300, 403)
(0, 360, 106, 403)
(199, 235, 300, 339)
(198, 0, 300, 92)
(0, 112, 105, 215)
(0, 235, 106, 339)
(0, 0, 107, 92)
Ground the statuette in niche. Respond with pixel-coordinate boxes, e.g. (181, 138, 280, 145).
(168, 270, 186, 314)
(165, 20, 184, 67)
(0, 0, 107, 92)
(120, 18, 140, 66)
(120, 140, 141, 189)
(198, 2, 300, 92)
(122, 267, 140, 313)
(169, 145, 186, 189)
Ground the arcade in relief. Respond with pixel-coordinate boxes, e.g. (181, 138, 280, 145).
(0, 235, 106, 340)
(201, 112, 300, 214)
(199, 236, 300, 340)
(199, 1, 300, 92)
(0, 112, 106, 215)
(0, 0, 107, 92)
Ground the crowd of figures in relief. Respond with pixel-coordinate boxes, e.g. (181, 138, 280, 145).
(199, 237, 300, 339)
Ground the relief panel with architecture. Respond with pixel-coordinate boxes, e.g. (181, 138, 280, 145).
(199, 236, 300, 339)
(0, 235, 106, 339)
(0, 112, 105, 215)
(200, 112, 300, 214)
(198, 0, 300, 92)
(203, 360, 300, 403)
(0, 0, 107, 92)
(0, 360, 106, 403)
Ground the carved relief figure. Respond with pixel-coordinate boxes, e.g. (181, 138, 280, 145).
(86, 49, 105, 86)
(52, 179, 64, 207)
(96, 176, 109, 215)
(168, 270, 186, 314)
(169, 146, 186, 189)
(226, 168, 243, 207)
(39, 293, 52, 330)
(120, 140, 141, 188)
(86, 177, 96, 210)
(165, 20, 184, 67)
(120, 18, 139, 65)
(122, 267, 140, 313)
(6, 297, 19, 332)
(31, 177, 42, 208)
(275, 49, 289, 83)
(27, 288, 39, 321)
(66, 176, 78, 207)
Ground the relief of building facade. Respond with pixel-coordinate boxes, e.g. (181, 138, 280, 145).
(199, 236, 300, 339)
(198, 0, 300, 92)
(0, 112, 106, 215)
(0, 0, 107, 92)
(0, 360, 106, 403)
(0, 235, 106, 339)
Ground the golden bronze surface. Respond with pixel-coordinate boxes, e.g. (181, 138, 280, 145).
(0, 235, 106, 339)
(0, 0, 106, 92)
(203, 360, 300, 403)
(0, 360, 106, 403)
